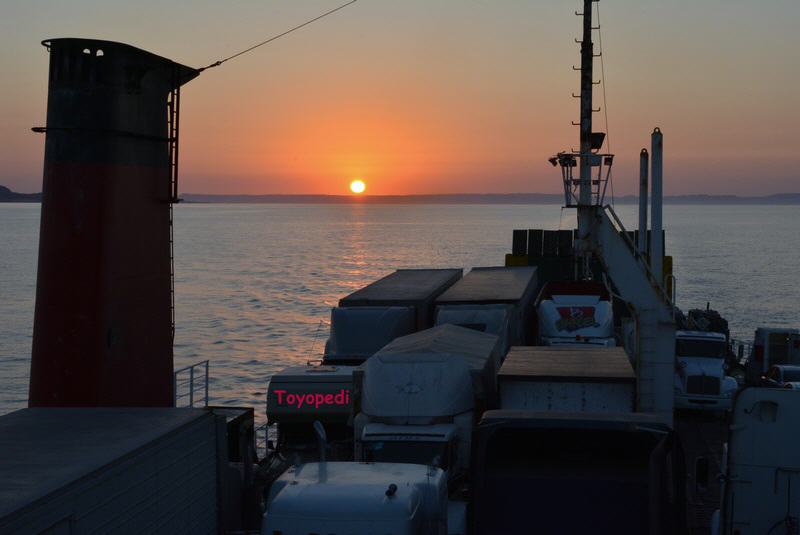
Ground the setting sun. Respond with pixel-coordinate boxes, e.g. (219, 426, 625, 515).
(349, 180, 366, 194)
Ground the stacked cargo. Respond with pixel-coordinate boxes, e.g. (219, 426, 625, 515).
(434, 266, 537, 353)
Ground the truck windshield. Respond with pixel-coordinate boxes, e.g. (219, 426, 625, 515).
(363, 440, 449, 470)
(676, 339, 726, 358)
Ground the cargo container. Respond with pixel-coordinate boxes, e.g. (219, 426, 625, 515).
(498, 346, 635, 413)
(0, 408, 225, 534)
(324, 268, 462, 364)
(435, 266, 537, 351)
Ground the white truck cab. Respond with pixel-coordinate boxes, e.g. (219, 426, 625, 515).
(261, 462, 452, 535)
(674, 330, 738, 411)
(536, 281, 616, 347)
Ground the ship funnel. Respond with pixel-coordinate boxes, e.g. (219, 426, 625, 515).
(29, 39, 199, 407)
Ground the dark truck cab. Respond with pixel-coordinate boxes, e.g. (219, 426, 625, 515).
(473, 410, 686, 535)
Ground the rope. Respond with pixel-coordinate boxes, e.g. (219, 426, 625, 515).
(199, 0, 358, 72)
(595, 1, 615, 206)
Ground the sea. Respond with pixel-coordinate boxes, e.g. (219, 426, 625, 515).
(1, 203, 798, 417)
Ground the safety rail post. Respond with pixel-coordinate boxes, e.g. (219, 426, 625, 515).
(204, 360, 209, 406)
(189, 365, 195, 407)
(173, 360, 210, 408)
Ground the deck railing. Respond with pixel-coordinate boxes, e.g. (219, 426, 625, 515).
(173, 360, 210, 408)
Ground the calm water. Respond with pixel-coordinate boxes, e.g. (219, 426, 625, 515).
(1, 203, 798, 416)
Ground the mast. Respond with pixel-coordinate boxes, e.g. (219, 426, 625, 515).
(576, 0, 596, 277)
(578, 0, 594, 210)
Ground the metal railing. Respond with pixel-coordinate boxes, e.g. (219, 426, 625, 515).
(173, 360, 209, 407)
(255, 423, 271, 460)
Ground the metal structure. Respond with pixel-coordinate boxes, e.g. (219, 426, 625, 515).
(638, 149, 649, 255)
(29, 39, 198, 407)
(551, 0, 676, 422)
(173, 360, 210, 408)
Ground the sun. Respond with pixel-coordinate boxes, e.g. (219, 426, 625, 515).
(349, 180, 366, 194)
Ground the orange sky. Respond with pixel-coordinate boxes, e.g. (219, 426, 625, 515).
(1, 1, 798, 195)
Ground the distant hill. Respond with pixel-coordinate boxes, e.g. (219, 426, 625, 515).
(0, 186, 41, 202)
(182, 192, 800, 205)
(2, 186, 798, 204)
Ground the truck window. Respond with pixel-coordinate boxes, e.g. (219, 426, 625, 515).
(676, 339, 726, 358)
(363, 440, 449, 470)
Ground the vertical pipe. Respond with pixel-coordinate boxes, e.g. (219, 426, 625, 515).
(189, 366, 195, 407)
(638, 149, 649, 256)
(651, 128, 664, 284)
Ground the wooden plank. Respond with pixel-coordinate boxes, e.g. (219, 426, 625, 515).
(499, 346, 634, 383)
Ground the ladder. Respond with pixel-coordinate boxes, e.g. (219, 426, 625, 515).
(167, 83, 181, 342)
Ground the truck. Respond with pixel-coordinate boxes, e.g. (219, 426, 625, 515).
(262, 462, 450, 535)
(265, 269, 463, 464)
(0, 408, 232, 534)
(473, 410, 685, 534)
(433, 266, 538, 354)
(266, 364, 355, 464)
(674, 330, 739, 411)
(711, 387, 800, 535)
(261, 324, 500, 535)
(354, 324, 501, 484)
(744, 327, 800, 386)
(534, 281, 617, 347)
(324, 268, 462, 364)
(469, 344, 686, 534)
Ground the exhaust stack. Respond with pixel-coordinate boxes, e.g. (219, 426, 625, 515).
(29, 39, 198, 407)
(650, 128, 664, 285)
(638, 149, 649, 256)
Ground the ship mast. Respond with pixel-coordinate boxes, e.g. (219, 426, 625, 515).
(551, 0, 614, 279)
(577, 0, 595, 212)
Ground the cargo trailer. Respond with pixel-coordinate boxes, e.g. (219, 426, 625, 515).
(0, 408, 226, 534)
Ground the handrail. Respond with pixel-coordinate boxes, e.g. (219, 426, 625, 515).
(173, 360, 209, 408)
(603, 205, 673, 307)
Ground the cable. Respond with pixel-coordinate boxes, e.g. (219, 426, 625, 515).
(199, 0, 358, 72)
(595, 1, 615, 207)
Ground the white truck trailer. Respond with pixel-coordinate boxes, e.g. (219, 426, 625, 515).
(712, 387, 800, 534)
(324, 268, 462, 364)
(674, 330, 739, 411)
(434, 266, 538, 354)
(744, 327, 800, 385)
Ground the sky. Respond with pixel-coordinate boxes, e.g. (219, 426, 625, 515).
(1, 0, 798, 196)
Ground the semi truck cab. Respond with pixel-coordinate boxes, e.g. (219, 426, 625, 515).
(674, 330, 738, 411)
(535, 281, 616, 347)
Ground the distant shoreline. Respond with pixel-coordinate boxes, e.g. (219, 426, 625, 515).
(2, 187, 799, 205)
(181, 192, 800, 205)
